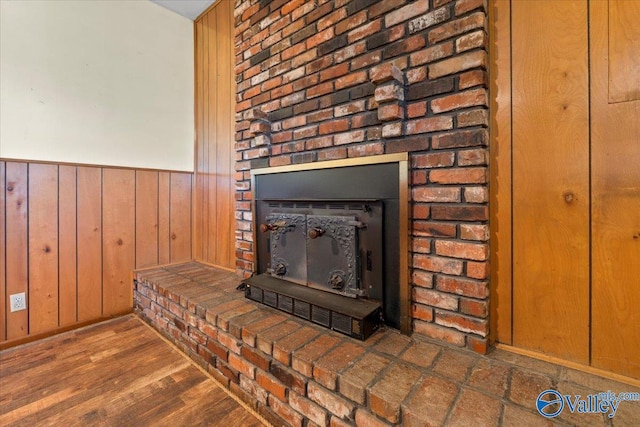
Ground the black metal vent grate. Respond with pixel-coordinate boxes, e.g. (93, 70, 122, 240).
(332, 312, 352, 335)
(293, 300, 310, 319)
(278, 295, 293, 313)
(311, 306, 331, 327)
(248, 286, 262, 302)
(243, 276, 381, 340)
(263, 290, 277, 307)
(266, 201, 368, 211)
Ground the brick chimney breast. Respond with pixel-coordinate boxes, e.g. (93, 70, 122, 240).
(234, 0, 490, 354)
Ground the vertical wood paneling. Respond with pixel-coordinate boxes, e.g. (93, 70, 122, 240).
(216, 0, 234, 268)
(0, 161, 6, 341)
(511, 1, 590, 363)
(5, 162, 29, 339)
(194, 17, 205, 262)
(203, 11, 211, 264)
(194, 2, 236, 270)
(28, 164, 59, 334)
(170, 173, 192, 263)
(490, 0, 512, 345)
(591, 0, 640, 378)
(206, 10, 218, 265)
(496, 1, 640, 379)
(608, 0, 640, 103)
(102, 169, 135, 316)
(58, 165, 77, 327)
(77, 166, 103, 322)
(135, 171, 159, 268)
(1, 160, 193, 345)
(158, 172, 171, 265)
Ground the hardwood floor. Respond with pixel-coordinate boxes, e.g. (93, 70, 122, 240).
(0, 315, 266, 426)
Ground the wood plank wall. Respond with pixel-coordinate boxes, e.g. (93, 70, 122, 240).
(194, 0, 236, 270)
(0, 160, 193, 343)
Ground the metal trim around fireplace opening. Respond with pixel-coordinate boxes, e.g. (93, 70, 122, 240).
(249, 153, 410, 335)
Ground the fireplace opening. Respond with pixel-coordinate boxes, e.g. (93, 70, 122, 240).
(243, 154, 409, 340)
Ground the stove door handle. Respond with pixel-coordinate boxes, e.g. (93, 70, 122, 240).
(260, 223, 275, 233)
(308, 227, 325, 239)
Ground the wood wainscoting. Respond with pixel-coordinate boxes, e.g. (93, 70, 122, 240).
(0, 160, 193, 345)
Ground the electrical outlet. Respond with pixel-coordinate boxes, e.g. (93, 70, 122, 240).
(10, 293, 27, 312)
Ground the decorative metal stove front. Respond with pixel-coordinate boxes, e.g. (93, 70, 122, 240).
(258, 200, 383, 300)
(306, 214, 363, 297)
(262, 213, 307, 286)
(247, 199, 385, 339)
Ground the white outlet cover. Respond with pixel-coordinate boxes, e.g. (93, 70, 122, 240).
(10, 292, 27, 312)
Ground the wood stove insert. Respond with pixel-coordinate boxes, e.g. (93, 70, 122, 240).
(243, 154, 409, 340)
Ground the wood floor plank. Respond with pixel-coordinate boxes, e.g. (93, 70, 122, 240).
(0, 315, 266, 427)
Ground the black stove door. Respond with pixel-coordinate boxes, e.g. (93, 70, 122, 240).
(266, 213, 307, 286)
(306, 215, 362, 298)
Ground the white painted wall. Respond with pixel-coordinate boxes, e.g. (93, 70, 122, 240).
(0, 0, 194, 171)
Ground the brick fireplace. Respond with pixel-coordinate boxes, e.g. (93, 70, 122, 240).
(234, 0, 490, 353)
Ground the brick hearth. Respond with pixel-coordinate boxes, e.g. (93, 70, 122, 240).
(135, 262, 463, 426)
(134, 262, 640, 426)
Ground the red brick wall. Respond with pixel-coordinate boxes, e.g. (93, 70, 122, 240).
(234, 0, 490, 352)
